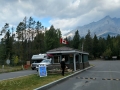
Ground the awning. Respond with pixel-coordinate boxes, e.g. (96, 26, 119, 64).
(47, 54, 54, 57)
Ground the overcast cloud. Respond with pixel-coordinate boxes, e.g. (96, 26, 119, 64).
(0, 0, 120, 36)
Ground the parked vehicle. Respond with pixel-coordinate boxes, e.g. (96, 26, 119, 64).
(31, 54, 47, 70)
(36, 59, 52, 71)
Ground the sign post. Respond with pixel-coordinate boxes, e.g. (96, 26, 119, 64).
(6, 59, 10, 65)
(38, 64, 47, 77)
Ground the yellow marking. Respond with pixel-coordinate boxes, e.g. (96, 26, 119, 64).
(116, 79, 119, 81)
(88, 78, 90, 80)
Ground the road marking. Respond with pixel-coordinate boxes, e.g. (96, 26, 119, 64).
(78, 77, 120, 81)
(88, 71, 120, 73)
(116, 79, 120, 81)
(102, 78, 120, 81)
(76, 77, 96, 80)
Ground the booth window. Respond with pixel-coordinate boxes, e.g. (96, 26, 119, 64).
(54, 56, 60, 63)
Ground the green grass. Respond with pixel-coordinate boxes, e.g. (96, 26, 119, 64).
(0, 73, 70, 90)
(0, 65, 30, 73)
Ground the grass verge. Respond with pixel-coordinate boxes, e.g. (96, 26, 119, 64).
(0, 73, 71, 90)
(0, 65, 31, 73)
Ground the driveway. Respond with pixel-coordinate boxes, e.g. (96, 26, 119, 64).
(48, 60, 120, 90)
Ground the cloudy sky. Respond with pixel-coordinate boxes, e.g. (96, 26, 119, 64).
(0, 0, 120, 36)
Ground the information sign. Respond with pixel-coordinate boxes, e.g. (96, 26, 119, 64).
(38, 64, 47, 77)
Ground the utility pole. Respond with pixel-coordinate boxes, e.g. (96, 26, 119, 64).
(82, 43, 84, 52)
(81, 42, 84, 69)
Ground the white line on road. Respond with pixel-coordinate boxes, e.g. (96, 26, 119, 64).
(88, 71, 120, 73)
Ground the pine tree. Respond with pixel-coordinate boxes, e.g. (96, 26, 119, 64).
(72, 30, 80, 49)
(84, 30, 93, 58)
(16, 22, 26, 62)
(66, 36, 72, 47)
(45, 25, 61, 51)
(93, 34, 98, 58)
(0, 40, 6, 64)
(35, 21, 42, 33)
(33, 32, 45, 54)
(98, 37, 106, 57)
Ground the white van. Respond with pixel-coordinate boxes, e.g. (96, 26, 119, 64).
(31, 54, 51, 70)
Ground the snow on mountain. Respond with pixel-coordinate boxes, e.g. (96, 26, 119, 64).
(64, 15, 120, 38)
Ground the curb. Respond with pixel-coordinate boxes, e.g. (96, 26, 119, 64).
(34, 66, 93, 90)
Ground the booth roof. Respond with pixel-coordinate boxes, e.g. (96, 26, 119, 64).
(46, 46, 89, 55)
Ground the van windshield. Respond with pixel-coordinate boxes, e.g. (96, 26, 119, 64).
(41, 59, 51, 63)
(31, 59, 43, 63)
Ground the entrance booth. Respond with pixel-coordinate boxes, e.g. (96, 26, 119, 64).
(46, 46, 89, 71)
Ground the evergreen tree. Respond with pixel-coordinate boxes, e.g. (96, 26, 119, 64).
(35, 21, 42, 33)
(0, 40, 6, 64)
(84, 30, 93, 58)
(106, 34, 111, 48)
(72, 30, 80, 49)
(103, 48, 112, 59)
(45, 25, 61, 51)
(27, 17, 36, 60)
(33, 32, 45, 54)
(93, 34, 98, 58)
(16, 22, 26, 62)
(116, 35, 120, 59)
(111, 37, 119, 56)
(5, 30, 11, 60)
(16, 22, 26, 41)
(66, 36, 72, 47)
(98, 37, 106, 57)
(56, 28, 62, 47)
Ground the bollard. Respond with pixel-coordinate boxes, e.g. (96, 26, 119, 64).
(2, 65, 4, 72)
(22, 65, 24, 70)
(2, 65, 4, 69)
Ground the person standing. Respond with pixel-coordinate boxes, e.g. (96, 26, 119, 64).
(60, 58, 66, 76)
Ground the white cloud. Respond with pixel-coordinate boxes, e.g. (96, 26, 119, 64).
(69, 0, 80, 9)
(50, 18, 78, 29)
(0, 0, 120, 37)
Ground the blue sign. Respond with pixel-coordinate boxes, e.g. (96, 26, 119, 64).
(38, 65, 47, 77)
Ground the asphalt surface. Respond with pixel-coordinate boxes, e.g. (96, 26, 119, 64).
(48, 60, 120, 90)
(0, 69, 37, 81)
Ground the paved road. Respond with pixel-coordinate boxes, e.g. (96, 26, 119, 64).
(49, 60, 120, 90)
(0, 70, 37, 81)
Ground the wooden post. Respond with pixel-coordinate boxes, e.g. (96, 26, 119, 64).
(73, 54, 76, 71)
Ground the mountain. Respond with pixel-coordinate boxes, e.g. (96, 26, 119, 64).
(64, 15, 120, 38)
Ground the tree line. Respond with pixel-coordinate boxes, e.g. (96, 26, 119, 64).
(70, 30, 120, 60)
(0, 17, 120, 65)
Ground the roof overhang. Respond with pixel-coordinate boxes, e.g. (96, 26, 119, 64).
(47, 50, 89, 55)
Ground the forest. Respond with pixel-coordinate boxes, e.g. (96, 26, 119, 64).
(0, 17, 120, 65)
